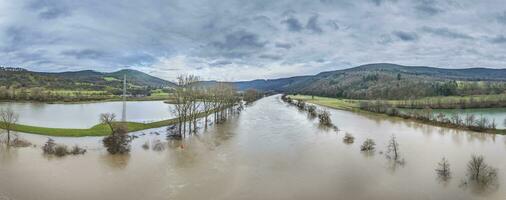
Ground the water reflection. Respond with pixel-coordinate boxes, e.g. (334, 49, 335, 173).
(99, 154, 131, 169)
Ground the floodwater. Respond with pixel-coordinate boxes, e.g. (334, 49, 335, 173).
(0, 101, 175, 128)
(431, 108, 506, 129)
(0, 95, 505, 200)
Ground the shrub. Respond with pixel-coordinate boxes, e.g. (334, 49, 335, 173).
(103, 125, 132, 154)
(360, 139, 376, 151)
(343, 133, 355, 144)
(54, 145, 69, 157)
(318, 109, 332, 126)
(70, 145, 87, 155)
(42, 138, 56, 154)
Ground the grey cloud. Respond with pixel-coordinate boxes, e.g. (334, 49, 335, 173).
(275, 42, 293, 49)
(393, 31, 419, 41)
(27, 0, 71, 19)
(259, 54, 282, 60)
(497, 11, 506, 24)
(61, 49, 107, 60)
(421, 27, 473, 39)
(208, 30, 268, 58)
(282, 17, 303, 32)
(415, 0, 443, 16)
(326, 20, 340, 30)
(212, 31, 267, 50)
(490, 35, 506, 44)
(209, 60, 232, 66)
(306, 15, 323, 33)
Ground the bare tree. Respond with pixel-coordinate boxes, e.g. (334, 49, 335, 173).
(0, 108, 19, 145)
(386, 134, 401, 161)
(466, 155, 497, 185)
(100, 113, 117, 134)
(435, 157, 451, 181)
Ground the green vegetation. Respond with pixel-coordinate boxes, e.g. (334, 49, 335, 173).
(288, 94, 506, 135)
(237, 63, 506, 101)
(287, 95, 358, 110)
(0, 67, 175, 103)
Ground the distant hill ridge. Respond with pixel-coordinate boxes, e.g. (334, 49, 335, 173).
(0, 67, 175, 91)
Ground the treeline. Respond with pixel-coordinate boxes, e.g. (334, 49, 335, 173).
(392, 95, 506, 109)
(0, 86, 112, 102)
(242, 89, 263, 103)
(281, 94, 336, 129)
(0, 86, 167, 102)
(298, 71, 506, 100)
(170, 75, 243, 138)
(359, 101, 501, 132)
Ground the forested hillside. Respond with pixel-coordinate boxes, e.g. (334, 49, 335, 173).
(0, 67, 174, 101)
(234, 63, 506, 100)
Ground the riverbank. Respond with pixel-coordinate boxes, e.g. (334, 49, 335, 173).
(0, 110, 213, 137)
(288, 95, 506, 135)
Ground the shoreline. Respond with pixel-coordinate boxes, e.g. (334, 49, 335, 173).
(288, 95, 506, 135)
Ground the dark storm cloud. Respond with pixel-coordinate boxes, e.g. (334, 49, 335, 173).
(415, 0, 443, 16)
(306, 15, 323, 33)
(212, 31, 267, 50)
(393, 31, 419, 41)
(282, 17, 304, 32)
(421, 27, 473, 39)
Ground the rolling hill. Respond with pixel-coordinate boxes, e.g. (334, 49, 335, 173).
(232, 63, 506, 99)
(0, 67, 175, 91)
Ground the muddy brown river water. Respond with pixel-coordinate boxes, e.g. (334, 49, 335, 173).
(0, 95, 505, 200)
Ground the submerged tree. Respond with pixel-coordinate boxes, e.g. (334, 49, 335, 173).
(386, 134, 402, 162)
(360, 138, 376, 152)
(466, 155, 498, 186)
(343, 133, 355, 144)
(0, 108, 19, 145)
(435, 157, 451, 181)
(101, 113, 132, 154)
(318, 109, 332, 126)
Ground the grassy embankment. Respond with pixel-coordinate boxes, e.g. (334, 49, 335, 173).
(288, 94, 506, 135)
(0, 110, 213, 137)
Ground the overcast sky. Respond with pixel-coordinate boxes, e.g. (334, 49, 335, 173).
(1, 0, 506, 81)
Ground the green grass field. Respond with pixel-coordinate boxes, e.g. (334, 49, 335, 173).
(0, 111, 213, 137)
(288, 95, 359, 110)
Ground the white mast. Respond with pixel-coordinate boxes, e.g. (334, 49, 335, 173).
(122, 74, 127, 122)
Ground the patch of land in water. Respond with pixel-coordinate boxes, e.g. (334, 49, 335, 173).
(288, 94, 506, 135)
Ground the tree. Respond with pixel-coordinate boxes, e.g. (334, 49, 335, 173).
(318, 109, 332, 126)
(466, 155, 497, 185)
(0, 108, 19, 145)
(243, 89, 261, 103)
(100, 113, 117, 133)
(360, 139, 376, 152)
(100, 113, 131, 154)
(435, 157, 451, 181)
(386, 134, 400, 161)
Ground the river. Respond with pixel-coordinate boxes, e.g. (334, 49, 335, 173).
(0, 95, 505, 200)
